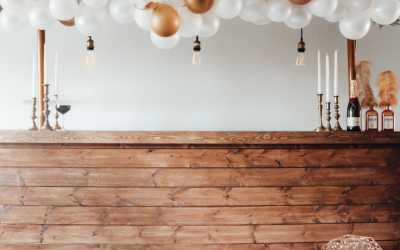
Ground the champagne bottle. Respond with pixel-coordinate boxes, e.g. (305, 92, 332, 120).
(347, 80, 362, 131)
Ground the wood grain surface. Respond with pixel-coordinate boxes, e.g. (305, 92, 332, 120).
(1, 148, 399, 168)
(1, 131, 399, 145)
(0, 167, 398, 187)
(0, 205, 398, 225)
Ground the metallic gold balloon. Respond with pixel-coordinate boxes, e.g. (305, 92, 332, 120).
(59, 18, 75, 27)
(184, 0, 215, 14)
(289, 0, 312, 5)
(151, 4, 180, 37)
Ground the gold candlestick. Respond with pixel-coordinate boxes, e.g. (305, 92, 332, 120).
(325, 102, 333, 132)
(40, 84, 53, 131)
(314, 94, 326, 132)
(333, 96, 343, 131)
(28, 98, 38, 131)
(53, 95, 61, 131)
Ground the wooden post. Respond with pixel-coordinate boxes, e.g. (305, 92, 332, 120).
(37, 30, 45, 127)
(347, 39, 356, 97)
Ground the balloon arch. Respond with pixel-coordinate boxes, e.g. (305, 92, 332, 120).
(0, 0, 399, 50)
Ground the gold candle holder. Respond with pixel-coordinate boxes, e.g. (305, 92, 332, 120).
(314, 94, 326, 132)
(28, 98, 38, 131)
(325, 102, 333, 132)
(40, 84, 53, 131)
(53, 95, 61, 131)
(333, 96, 343, 132)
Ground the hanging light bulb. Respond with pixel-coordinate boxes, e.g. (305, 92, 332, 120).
(87, 36, 95, 66)
(193, 36, 202, 66)
(296, 28, 305, 69)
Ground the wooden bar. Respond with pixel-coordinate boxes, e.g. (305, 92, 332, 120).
(0, 131, 400, 145)
(0, 223, 399, 244)
(1, 148, 399, 168)
(0, 167, 398, 187)
(0, 205, 398, 225)
(1, 186, 398, 206)
(0, 242, 398, 250)
(37, 30, 45, 127)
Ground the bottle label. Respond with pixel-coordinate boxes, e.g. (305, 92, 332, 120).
(347, 117, 361, 127)
(368, 115, 378, 129)
(384, 116, 394, 129)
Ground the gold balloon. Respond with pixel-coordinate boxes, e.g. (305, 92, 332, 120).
(59, 18, 75, 27)
(151, 4, 180, 37)
(184, 0, 215, 14)
(289, 0, 312, 5)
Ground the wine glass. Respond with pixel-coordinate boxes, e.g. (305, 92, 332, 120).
(55, 95, 71, 131)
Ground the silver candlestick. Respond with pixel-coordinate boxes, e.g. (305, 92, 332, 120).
(333, 96, 343, 131)
(53, 95, 61, 131)
(314, 94, 326, 132)
(325, 102, 333, 132)
(40, 84, 53, 131)
(28, 98, 38, 131)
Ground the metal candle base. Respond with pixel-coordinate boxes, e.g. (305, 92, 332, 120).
(314, 94, 326, 132)
(53, 95, 61, 131)
(325, 102, 333, 132)
(28, 98, 38, 131)
(333, 96, 343, 132)
(40, 84, 53, 131)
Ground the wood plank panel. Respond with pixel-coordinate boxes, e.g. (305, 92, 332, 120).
(1, 186, 398, 206)
(1, 205, 398, 225)
(1, 148, 399, 168)
(0, 223, 398, 244)
(0, 167, 398, 187)
(1, 131, 400, 144)
(0, 242, 398, 250)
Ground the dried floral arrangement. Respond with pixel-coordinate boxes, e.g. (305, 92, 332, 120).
(322, 235, 383, 250)
(356, 60, 379, 109)
(376, 70, 399, 109)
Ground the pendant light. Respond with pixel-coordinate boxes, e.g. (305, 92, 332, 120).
(87, 36, 95, 66)
(296, 29, 305, 69)
(193, 36, 202, 65)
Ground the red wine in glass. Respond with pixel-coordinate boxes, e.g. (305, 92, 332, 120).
(55, 105, 71, 130)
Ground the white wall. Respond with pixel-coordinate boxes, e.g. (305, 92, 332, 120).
(0, 15, 399, 131)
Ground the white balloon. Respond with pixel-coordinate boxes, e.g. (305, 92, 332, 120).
(163, 0, 185, 9)
(0, 9, 28, 33)
(150, 30, 180, 49)
(239, 0, 268, 22)
(324, 0, 347, 22)
(75, 2, 108, 35)
(177, 7, 202, 37)
(110, 0, 135, 23)
(284, 4, 312, 29)
(266, 0, 293, 22)
(253, 13, 271, 25)
(134, 9, 152, 31)
(83, 0, 109, 8)
(49, 0, 78, 21)
(339, 10, 371, 39)
(309, 0, 338, 17)
(2, 0, 25, 11)
(346, 0, 373, 12)
(198, 10, 220, 37)
(370, 0, 400, 25)
(214, 0, 242, 19)
(28, 0, 57, 30)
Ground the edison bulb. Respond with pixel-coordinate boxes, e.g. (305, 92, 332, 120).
(296, 52, 305, 68)
(193, 51, 202, 65)
(87, 50, 94, 66)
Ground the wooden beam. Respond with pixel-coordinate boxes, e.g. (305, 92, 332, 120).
(37, 30, 45, 127)
(347, 39, 356, 97)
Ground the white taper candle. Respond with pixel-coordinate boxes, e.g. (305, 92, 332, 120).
(326, 53, 330, 103)
(32, 51, 36, 98)
(334, 50, 338, 96)
(55, 50, 59, 96)
(44, 44, 47, 85)
(318, 50, 321, 94)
